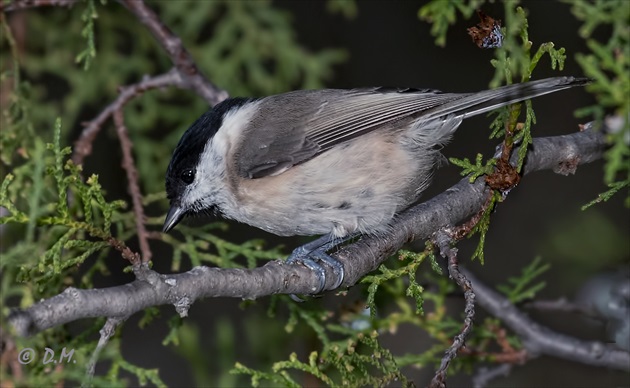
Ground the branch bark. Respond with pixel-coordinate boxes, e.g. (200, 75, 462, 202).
(113, 109, 151, 264)
(9, 125, 608, 338)
(462, 267, 630, 371)
(1, 0, 77, 12)
(119, 0, 228, 106)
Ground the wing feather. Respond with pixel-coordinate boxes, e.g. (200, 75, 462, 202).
(234, 77, 588, 179)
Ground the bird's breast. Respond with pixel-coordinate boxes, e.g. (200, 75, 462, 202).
(224, 130, 435, 237)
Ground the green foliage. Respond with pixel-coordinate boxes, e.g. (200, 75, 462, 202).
(158, 1, 347, 96)
(75, 0, 103, 70)
(568, 0, 629, 122)
(117, 359, 166, 387)
(138, 306, 161, 329)
(0, 14, 35, 165)
(497, 256, 550, 304)
(0, 120, 169, 386)
(0, 119, 126, 294)
(488, 6, 567, 87)
(233, 325, 407, 387)
(488, 6, 567, 171)
(470, 191, 501, 264)
(566, 0, 629, 203)
(363, 248, 435, 318)
(0, 317, 169, 387)
(231, 246, 523, 386)
(162, 224, 284, 271)
(449, 153, 497, 182)
(515, 100, 535, 170)
(1, 2, 343, 386)
(326, 0, 359, 19)
(582, 179, 630, 210)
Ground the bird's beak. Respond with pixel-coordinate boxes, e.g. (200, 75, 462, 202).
(163, 205, 186, 233)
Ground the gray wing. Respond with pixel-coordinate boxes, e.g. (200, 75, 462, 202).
(235, 87, 465, 178)
(235, 77, 588, 179)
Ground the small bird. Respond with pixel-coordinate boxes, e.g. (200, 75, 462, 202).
(163, 77, 588, 294)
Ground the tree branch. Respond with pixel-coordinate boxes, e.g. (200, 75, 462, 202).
(119, 0, 228, 106)
(73, 69, 186, 165)
(430, 230, 476, 388)
(113, 109, 150, 264)
(8, 125, 609, 339)
(472, 364, 513, 388)
(524, 298, 599, 318)
(461, 267, 630, 372)
(84, 317, 125, 385)
(1, 0, 77, 12)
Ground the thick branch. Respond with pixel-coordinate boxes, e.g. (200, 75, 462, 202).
(8, 126, 608, 338)
(461, 267, 630, 371)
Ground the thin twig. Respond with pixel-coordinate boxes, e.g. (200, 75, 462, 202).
(472, 364, 513, 388)
(524, 298, 599, 318)
(485, 108, 522, 192)
(1, 0, 77, 12)
(491, 323, 520, 355)
(106, 236, 140, 264)
(459, 323, 528, 364)
(449, 191, 495, 241)
(113, 109, 151, 264)
(119, 0, 228, 106)
(430, 229, 476, 388)
(83, 317, 125, 387)
(459, 344, 528, 365)
(73, 69, 184, 165)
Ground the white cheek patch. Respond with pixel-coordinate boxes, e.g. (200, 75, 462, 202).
(212, 100, 261, 157)
(186, 100, 261, 210)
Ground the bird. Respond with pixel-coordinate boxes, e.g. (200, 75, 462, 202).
(163, 76, 589, 294)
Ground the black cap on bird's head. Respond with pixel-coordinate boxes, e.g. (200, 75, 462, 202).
(163, 97, 254, 233)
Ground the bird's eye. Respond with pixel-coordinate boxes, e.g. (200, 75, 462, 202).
(180, 169, 195, 184)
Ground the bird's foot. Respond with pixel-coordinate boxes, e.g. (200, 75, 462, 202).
(286, 234, 349, 300)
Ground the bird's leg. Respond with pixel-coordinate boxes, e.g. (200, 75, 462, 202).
(287, 233, 356, 296)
